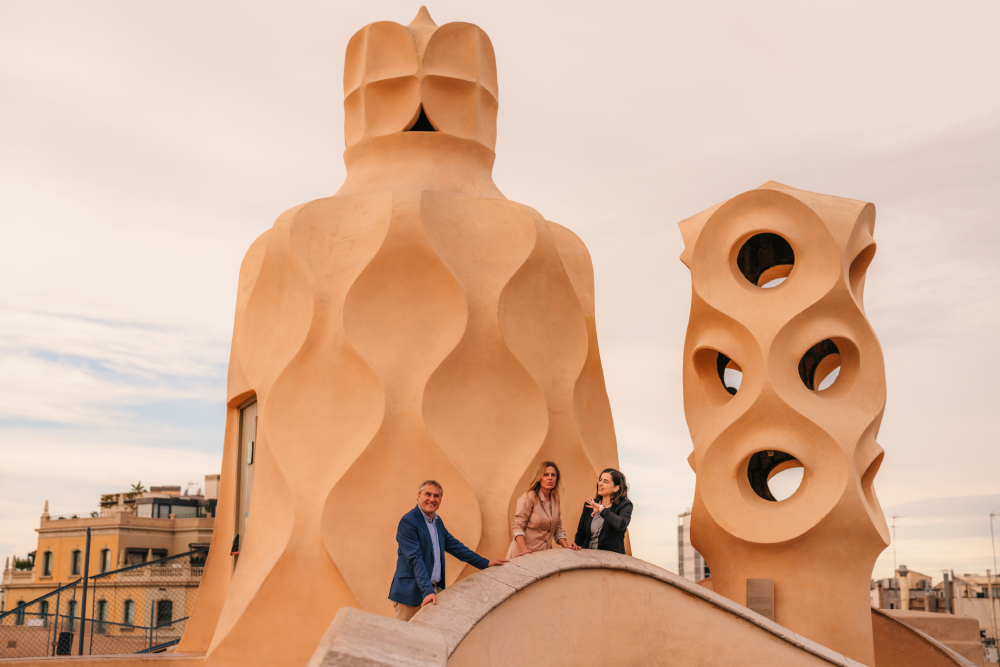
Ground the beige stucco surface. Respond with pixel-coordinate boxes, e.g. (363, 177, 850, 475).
(176, 8, 619, 667)
(407, 550, 863, 667)
(678, 182, 890, 665)
(879, 610, 983, 667)
(451, 570, 844, 666)
(305, 608, 446, 667)
(872, 609, 978, 667)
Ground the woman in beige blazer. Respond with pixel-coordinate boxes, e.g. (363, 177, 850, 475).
(506, 461, 583, 559)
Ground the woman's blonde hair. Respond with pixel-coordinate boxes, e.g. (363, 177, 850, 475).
(527, 461, 562, 500)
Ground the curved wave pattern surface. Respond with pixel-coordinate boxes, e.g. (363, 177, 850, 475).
(179, 9, 620, 667)
(678, 181, 889, 667)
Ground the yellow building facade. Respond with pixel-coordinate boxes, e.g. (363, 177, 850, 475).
(0, 481, 217, 657)
(3, 484, 216, 611)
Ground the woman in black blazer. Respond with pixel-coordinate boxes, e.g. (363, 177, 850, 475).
(574, 468, 632, 554)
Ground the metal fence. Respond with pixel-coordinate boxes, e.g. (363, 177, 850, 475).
(0, 544, 208, 659)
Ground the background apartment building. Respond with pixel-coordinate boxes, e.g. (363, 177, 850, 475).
(871, 565, 1000, 665)
(1, 476, 218, 613)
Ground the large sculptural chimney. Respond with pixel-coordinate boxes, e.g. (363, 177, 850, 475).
(177, 8, 620, 667)
(678, 182, 890, 666)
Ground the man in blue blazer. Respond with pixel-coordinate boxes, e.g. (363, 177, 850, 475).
(389, 480, 507, 620)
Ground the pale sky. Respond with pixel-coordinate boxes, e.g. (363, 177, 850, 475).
(1, 0, 998, 581)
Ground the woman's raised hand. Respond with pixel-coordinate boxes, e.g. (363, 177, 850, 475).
(586, 499, 603, 516)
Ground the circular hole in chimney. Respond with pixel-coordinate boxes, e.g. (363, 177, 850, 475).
(747, 450, 803, 502)
(736, 233, 795, 288)
(799, 339, 841, 391)
(716, 353, 743, 395)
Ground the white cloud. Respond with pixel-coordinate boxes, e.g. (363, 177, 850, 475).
(0, 307, 226, 427)
(0, 433, 220, 560)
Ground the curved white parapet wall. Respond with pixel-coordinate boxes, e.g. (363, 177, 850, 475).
(301, 551, 972, 667)
(410, 549, 865, 666)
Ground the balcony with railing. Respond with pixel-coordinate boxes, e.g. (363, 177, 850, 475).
(0, 547, 209, 659)
(47, 507, 138, 521)
(2, 568, 35, 586)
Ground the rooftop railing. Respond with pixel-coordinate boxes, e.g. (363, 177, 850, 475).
(0, 547, 209, 658)
(46, 508, 138, 520)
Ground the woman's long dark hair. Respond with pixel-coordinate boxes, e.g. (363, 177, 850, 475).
(595, 468, 629, 505)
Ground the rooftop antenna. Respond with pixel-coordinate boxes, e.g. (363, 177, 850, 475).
(991, 512, 998, 584)
(990, 512, 999, 644)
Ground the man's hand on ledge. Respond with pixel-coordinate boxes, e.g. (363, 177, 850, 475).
(421, 593, 437, 607)
(487, 559, 508, 567)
